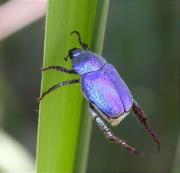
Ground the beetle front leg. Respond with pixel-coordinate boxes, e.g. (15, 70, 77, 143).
(89, 103, 143, 156)
(132, 100, 160, 153)
(71, 31, 89, 50)
(38, 79, 80, 101)
(42, 66, 77, 74)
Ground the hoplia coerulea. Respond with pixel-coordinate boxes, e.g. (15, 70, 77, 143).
(38, 31, 160, 155)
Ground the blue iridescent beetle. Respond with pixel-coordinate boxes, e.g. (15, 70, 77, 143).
(39, 31, 160, 155)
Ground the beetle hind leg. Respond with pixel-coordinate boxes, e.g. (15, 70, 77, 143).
(132, 100, 160, 153)
(89, 103, 143, 156)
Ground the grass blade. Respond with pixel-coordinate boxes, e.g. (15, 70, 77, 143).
(36, 0, 109, 172)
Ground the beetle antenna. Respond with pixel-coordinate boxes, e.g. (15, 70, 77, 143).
(132, 100, 160, 153)
(71, 31, 89, 50)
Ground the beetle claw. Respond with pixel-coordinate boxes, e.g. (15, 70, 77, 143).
(36, 97, 41, 102)
(156, 140, 160, 154)
(34, 109, 39, 113)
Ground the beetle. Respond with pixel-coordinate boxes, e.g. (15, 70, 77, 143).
(38, 31, 160, 155)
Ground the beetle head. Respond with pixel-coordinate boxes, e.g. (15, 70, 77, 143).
(69, 48, 83, 59)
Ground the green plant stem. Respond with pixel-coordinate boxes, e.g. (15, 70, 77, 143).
(36, 0, 109, 172)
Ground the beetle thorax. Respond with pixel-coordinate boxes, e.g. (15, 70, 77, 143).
(70, 49, 106, 75)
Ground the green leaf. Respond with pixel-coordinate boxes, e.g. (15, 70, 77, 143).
(36, 0, 109, 172)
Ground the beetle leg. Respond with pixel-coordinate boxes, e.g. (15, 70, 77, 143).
(132, 100, 160, 153)
(89, 103, 143, 156)
(37, 79, 79, 101)
(41, 66, 77, 74)
(71, 31, 89, 50)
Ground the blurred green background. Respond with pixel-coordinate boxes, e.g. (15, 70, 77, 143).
(0, 0, 179, 172)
